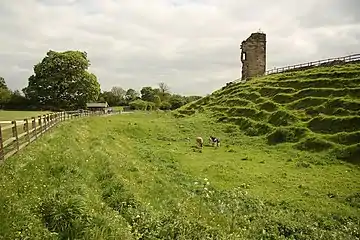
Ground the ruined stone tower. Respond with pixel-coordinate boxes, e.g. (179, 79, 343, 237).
(240, 32, 266, 80)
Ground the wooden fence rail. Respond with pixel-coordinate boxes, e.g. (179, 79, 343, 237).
(0, 110, 106, 162)
(265, 53, 360, 75)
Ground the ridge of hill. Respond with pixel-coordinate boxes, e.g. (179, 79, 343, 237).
(176, 63, 360, 164)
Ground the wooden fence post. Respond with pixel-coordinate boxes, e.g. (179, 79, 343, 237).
(38, 116, 42, 135)
(32, 117, 37, 140)
(0, 125, 4, 161)
(47, 114, 50, 129)
(43, 115, 47, 132)
(12, 121, 19, 151)
(24, 119, 30, 144)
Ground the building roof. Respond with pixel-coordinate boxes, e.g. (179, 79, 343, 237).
(86, 102, 108, 108)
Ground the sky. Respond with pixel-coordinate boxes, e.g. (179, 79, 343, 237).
(1, 0, 359, 96)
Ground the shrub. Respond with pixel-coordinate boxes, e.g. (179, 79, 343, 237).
(129, 99, 149, 110)
(160, 101, 171, 110)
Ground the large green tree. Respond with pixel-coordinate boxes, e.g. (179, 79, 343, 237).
(0, 77, 11, 109)
(140, 87, 157, 102)
(23, 50, 101, 110)
(125, 88, 139, 103)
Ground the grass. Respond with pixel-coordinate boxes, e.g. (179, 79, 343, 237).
(0, 112, 359, 239)
(178, 62, 360, 162)
(0, 110, 51, 121)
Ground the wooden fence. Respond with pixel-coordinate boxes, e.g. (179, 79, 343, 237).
(265, 53, 360, 75)
(0, 110, 107, 162)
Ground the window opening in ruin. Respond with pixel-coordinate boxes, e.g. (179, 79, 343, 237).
(242, 52, 247, 61)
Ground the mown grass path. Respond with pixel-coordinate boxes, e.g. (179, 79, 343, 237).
(0, 112, 359, 239)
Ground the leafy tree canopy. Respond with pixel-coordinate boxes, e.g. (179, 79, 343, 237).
(0, 77, 11, 108)
(23, 50, 101, 110)
(125, 88, 139, 102)
(0, 77, 8, 90)
(140, 86, 157, 102)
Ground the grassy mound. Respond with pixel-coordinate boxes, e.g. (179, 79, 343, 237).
(1, 113, 359, 239)
(177, 62, 360, 161)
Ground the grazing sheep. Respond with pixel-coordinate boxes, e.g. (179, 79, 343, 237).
(196, 137, 204, 148)
(209, 136, 220, 147)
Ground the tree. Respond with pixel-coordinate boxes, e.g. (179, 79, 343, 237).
(125, 88, 139, 103)
(110, 86, 126, 105)
(184, 95, 202, 104)
(111, 86, 126, 99)
(5, 90, 28, 110)
(0, 77, 8, 90)
(129, 99, 148, 110)
(169, 94, 186, 110)
(99, 91, 118, 106)
(0, 77, 11, 109)
(0, 88, 11, 109)
(23, 50, 101, 110)
(153, 95, 161, 109)
(160, 101, 171, 110)
(158, 82, 171, 101)
(140, 87, 156, 102)
(159, 82, 170, 94)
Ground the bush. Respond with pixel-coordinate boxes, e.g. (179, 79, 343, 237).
(129, 99, 149, 110)
(160, 101, 171, 110)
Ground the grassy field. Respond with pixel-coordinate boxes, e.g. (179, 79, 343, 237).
(0, 112, 359, 239)
(0, 110, 51, 121)
(178, 63, 360, 164)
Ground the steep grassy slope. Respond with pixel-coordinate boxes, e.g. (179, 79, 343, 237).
(1, 113, 359, 239)
(177, 63, 360, 163)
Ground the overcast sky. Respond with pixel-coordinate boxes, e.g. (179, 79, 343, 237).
(1, 0, 359, 96)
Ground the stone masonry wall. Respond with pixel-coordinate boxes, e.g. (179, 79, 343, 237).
(241, 32, 266, 80)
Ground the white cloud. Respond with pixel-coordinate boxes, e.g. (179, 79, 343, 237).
(0, 0, 359, 96)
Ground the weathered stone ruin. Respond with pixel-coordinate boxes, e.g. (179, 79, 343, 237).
(240, 32, 266, 80)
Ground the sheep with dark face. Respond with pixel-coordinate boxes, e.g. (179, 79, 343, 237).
(196, 137, 204, 148)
